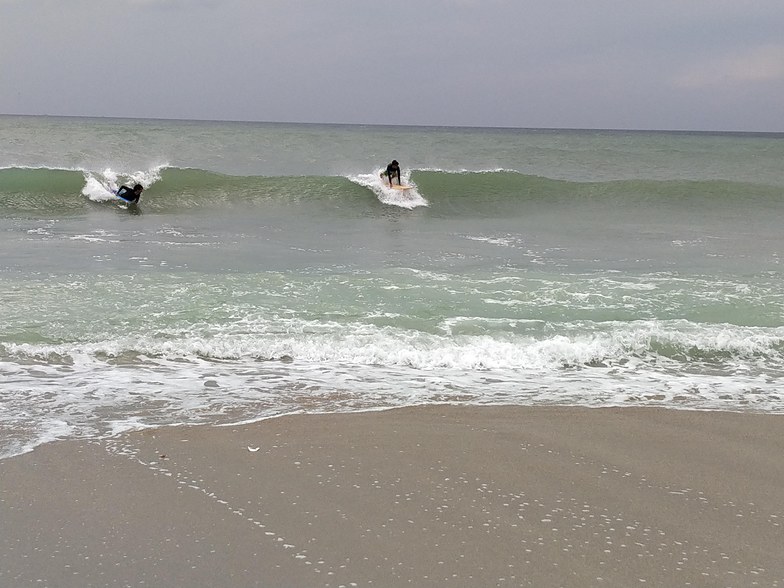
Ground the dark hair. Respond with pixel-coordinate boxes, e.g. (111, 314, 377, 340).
(392, 160, 398, 165)
(133, 184, 144, 191)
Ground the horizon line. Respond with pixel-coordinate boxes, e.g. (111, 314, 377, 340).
(1, 112, 783, 137)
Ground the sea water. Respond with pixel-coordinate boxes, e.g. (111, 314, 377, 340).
(2, 115, 784, 458)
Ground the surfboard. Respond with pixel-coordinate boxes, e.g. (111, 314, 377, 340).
(114, 187, 140, 205)
(115, 194, 140, 209)
(390, 185, 413, 191)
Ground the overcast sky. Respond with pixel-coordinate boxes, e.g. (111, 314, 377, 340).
(2, 0, 783, 131)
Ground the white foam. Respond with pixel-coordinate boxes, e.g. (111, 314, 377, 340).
(347, 169, 428, 209)
(0, 419, 76, 460)
(82, 172, 116, 202)
(4, 317, 783, 372)
(81, 165, 167, 202)
(414, 167, 518, 174)
(3, 317, 784, 461)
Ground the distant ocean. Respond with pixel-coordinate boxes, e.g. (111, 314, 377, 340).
(2, 115, 784, 459)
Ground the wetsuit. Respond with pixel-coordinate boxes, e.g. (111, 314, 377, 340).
(385, 162, 401, 185)
(117, 185, 140, 203)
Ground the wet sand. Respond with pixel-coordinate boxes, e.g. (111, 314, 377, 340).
(1, 406, 783, 587)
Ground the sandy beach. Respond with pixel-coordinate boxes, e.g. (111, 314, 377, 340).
(1, 405, 782, 587)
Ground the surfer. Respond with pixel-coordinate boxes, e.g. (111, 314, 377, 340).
(117, 184, 144, 204)
(382, 160, 401, 186)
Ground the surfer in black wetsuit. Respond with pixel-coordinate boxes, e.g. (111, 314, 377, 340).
(117, 184, 144, 204)
(382, 160, 401, 186)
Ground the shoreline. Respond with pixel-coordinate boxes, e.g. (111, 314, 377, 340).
(1, 405, 782, 586)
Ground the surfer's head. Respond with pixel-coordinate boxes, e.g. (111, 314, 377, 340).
(133, 184, 144, 193)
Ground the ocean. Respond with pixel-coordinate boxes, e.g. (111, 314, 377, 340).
(2, 115, 784, 459)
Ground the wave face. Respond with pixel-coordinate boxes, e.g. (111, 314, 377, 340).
(2, 116, 784, 459)
(1, 166, 782, 216)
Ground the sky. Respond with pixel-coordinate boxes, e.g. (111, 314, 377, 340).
(2, 0, 783, 131)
